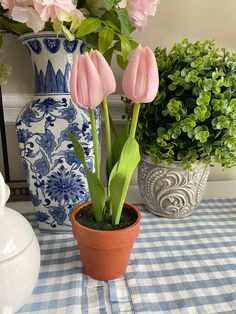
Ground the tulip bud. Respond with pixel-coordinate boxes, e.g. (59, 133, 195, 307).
(70, 52, 104, 108)
(89, 49, 116, 97)
(122, 45, 159, 103)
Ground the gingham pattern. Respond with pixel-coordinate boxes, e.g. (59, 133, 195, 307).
(17, 198, 236, 314)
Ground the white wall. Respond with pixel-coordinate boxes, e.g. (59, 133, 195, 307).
(1, 0, 236, 181)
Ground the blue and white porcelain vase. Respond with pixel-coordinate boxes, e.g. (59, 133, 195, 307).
(16, 32, 100, 232)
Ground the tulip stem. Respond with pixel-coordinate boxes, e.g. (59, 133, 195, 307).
(102, 98, 113, 175)
(88, 108, 100, 179)
(130, 102, 140, 138)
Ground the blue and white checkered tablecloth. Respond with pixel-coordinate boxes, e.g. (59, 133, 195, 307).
(17, 198, 236, 314)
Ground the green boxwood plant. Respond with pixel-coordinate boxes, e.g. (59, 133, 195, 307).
(123, 39, 236, 169)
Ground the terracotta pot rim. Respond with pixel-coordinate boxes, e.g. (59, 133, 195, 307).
(72, 201, 141, 234)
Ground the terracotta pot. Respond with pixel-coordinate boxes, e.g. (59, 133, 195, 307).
(71, 201, 141, 281)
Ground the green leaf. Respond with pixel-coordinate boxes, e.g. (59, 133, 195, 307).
(129, 39, 139, 50)
(109, 137, 140, 225)
(68, 133, 106, 222)
(116, 54, 128, 69)
(0, 16, 31, 35)
(106, 124, 129, 181)
(112, 40, 121, 51)
(61, 25, 75, 41)
(230, 99, 236, 108)
(84, 32, 99, 49)
(77, 18, 101, 37)
(194, 130, 210, 143)
(115, 8, 130, 38)
(104, 0, 115, 11)
(99, 27, 114, 54)
(111, 124, 129, 175)
(103, 47, 115, 64)
(118, 34, 131, 60)
(102, 19, 120, 31)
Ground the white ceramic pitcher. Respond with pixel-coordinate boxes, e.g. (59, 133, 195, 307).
(0, 173, 41, 314)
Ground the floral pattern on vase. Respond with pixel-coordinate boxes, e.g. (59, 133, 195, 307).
(16, 32, 100, 232)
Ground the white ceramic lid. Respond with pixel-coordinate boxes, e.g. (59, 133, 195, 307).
(0, 207, 35, 263)
(0, 173, 35, 263)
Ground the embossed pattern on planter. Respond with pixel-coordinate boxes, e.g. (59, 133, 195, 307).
(138, 155, 210, 218)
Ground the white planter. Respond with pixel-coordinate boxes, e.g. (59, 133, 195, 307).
(0, 174, 40, 313)
(138, 155, 210, 218)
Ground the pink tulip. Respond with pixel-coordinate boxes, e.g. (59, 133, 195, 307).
(89, 49, 116, 97)
(70, 52, 104, 108)
(122, 45, 159, 103)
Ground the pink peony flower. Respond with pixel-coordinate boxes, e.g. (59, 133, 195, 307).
(0, 0, 33, 9)
(12, 6, 45, 32)
(0, 0, 16, 9)
(56, 7, 84, 23)
(126, 0, 160, 30)
(71, 8, 84, 21)
(34, 0, 76, 22)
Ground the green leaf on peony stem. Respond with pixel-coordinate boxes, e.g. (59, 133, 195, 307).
(84, 32, 99, 50)
(0, 16, 31, 34)
(77, 18, 102, 37)
(102, 20, 120, 32)
(115, 8, 131, 38)
(118, 34, 131, 60)
(129, 39, 139, 49)
(99, 27, 114, 53)
(116, 54, 128, 69)
(104, 0, 115, 11)
(103, 47, 115, 64)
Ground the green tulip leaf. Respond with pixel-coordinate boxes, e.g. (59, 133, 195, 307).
(68, 133, 106, 222)
(108, 124, 129, 178)
(106, 123, 129, 180)
(109, 137, 140, 225)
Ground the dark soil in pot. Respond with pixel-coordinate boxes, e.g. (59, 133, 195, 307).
(75, 204, 138, 231)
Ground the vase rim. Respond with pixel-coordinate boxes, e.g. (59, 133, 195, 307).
(19, 31, 68, 43)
